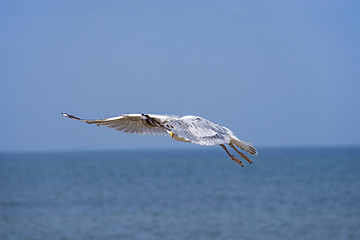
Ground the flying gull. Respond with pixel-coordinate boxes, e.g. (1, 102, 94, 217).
(62, 113, 257, 167)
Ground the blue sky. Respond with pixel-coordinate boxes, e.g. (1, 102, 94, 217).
(1, 0, 359, 152)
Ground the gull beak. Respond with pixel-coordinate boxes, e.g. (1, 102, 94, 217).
(170, 132, 174, 138)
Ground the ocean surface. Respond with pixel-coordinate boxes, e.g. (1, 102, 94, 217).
(1, 148, 359, 240)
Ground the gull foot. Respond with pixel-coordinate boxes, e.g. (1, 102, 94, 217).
(239, 152, 253, 164)
(230, 155, 244, 167)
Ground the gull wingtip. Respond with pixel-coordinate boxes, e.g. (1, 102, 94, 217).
(61, 113, 82, 121)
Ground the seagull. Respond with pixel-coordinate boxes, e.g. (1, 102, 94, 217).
(62, 113, 257, 166)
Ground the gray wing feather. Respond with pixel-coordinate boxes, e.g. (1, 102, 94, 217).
(165, 116, 231, 145)
(62, 113, 177, 136)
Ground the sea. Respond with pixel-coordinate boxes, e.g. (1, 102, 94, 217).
(0, 148, 359, 240)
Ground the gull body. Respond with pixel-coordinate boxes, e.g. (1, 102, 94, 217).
(62, 113, 257, 166)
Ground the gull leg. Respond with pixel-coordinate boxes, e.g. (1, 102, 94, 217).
(220, 144, 244, 167)
(229, 143, 253, 164)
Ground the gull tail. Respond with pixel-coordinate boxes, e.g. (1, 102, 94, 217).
(230, 138, 258, 156)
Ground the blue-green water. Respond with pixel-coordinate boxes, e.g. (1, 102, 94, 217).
(1, 148, 360, 240)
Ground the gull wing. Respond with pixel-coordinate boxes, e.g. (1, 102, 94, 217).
(62, 113, 178, 135)
(165, 116, 231, 145)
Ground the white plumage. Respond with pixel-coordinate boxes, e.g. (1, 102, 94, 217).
(62, 113, 257, 166)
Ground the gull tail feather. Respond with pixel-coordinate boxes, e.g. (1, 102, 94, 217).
(231, 138, 258, 156)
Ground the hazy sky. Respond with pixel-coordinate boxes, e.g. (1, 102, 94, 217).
(1, 1, 359, 152)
